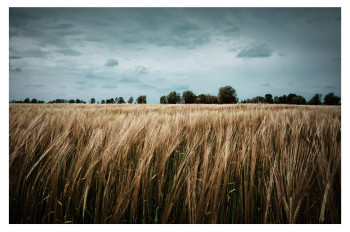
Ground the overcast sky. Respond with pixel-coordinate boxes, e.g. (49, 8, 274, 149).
(9, 8, 341, 103)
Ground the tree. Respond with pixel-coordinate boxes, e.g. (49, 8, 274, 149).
(167, 91, 181, 104)
(195, 94, 218, 104)
(136, 95, 147, 104)
(76, 99, 81, 104)
(31, 98, 38, 103)
(127, 96, 134, 104)
(117, 97, 126, 104)
(218, 86, 237, 104)
(90, 98, 96, 104)
(68, 99, 75, 103)
(182, 90, 196, 104)
(160, 95, 167, 104)
(106, 98, 114, 104)
(274, 96, 279, 104)
(265, 94, 273, 104)
(324, 93, 340, 105)
(308, 94, 322, 105)
(24, 98, 30, 103)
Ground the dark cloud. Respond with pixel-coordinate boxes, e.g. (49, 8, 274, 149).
(237, 43, 273, 58)
(49, 23, 74, 30)
(9, 8, 340, 103)
(105, 58, 119, 67)
(9, 49, 50, 59)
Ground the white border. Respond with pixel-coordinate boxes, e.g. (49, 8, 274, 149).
(2, 1, 349, 232)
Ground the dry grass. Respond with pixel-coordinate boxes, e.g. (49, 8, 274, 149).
(9, 104, 341, 223)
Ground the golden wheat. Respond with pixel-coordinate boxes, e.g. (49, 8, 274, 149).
(9, 103, 341, 223)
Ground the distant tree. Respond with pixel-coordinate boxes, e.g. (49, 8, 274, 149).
(218, 86, 237, 104)
(115, 97, 118, 103)
(76, 99, 81, 104)
(182, 90, 196, 104)
(297, 95, 306, 105)
(68, 99, 75, 103)
(118, 97, 126, 104)
(90, 98, 96, 104)
(273, 96, 279, 104)
(167, 91, 181, 104)
(136, 95, 147, 104)
(101, 100, 105, 104)
(308, 94, 322, 105)
(324, 93, 340, 105)
(286, 93, 298, 104)
(195, 94, 218, 104)
(24, 98, 30, 103)
(106, 98, 115, 104)
(127, 96, 134, 104)
(31, 98, 38, 103)
(160, 95, 167, 104)
(265, 94, 273, 104)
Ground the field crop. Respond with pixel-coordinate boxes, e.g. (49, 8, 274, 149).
(9, 104, 341, 223)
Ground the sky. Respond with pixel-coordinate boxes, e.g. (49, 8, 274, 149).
(9, 8, 341, 103)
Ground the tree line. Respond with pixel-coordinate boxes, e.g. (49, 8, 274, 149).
(10, 86, 340, 105)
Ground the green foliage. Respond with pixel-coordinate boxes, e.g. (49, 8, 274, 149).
(218, 86, 237, 104)
(182, 90, 196, 104)
(167, 91, 181, 104)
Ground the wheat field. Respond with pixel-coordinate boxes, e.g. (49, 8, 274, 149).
(9, 103, 341, 223)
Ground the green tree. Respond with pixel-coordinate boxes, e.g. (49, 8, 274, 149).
(308, 94, 322, 105)
(324, 93, 340, 105)
(160, 95, 167, 104)
(167, 91, 181, 104)
(136, 95, 147, 104)
(218, 86, 237, 104)
(127, 96, 134, 104)
(265, 94, 273, 104)
(30, 98, 38, 103)
(118, 97, 126, 104)
(182, 90, 196, 104)
(90, 98, 96, 104)
(24, 98, 30, 103)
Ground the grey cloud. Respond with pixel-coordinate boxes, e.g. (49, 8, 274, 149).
(101, 83, 118, 89)
(49, 23, 74, 30)
(10, 49, 50, 59)
(25, 84, 45, 87)
(221, 25, 240, 36)
(105, 58, 119, 67)
(56, 49, 81, 56)
(135, 66, 149, 75)
(237, 43, 273, 58)
(260, 83, 271, 87)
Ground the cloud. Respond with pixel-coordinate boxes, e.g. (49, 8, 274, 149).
(56, 49, 81, 56)
(260, 83, 271, 87)
(9, 49, 50, 59)
(237, 43, 273, 58)
(25, 84, 45, 87)
(101, 83, 118, 89)
(221, 25, 240, 36)
(135, 66, 149, 75)
(105, 58, 119, 67)
(49, 23, 74, 30)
